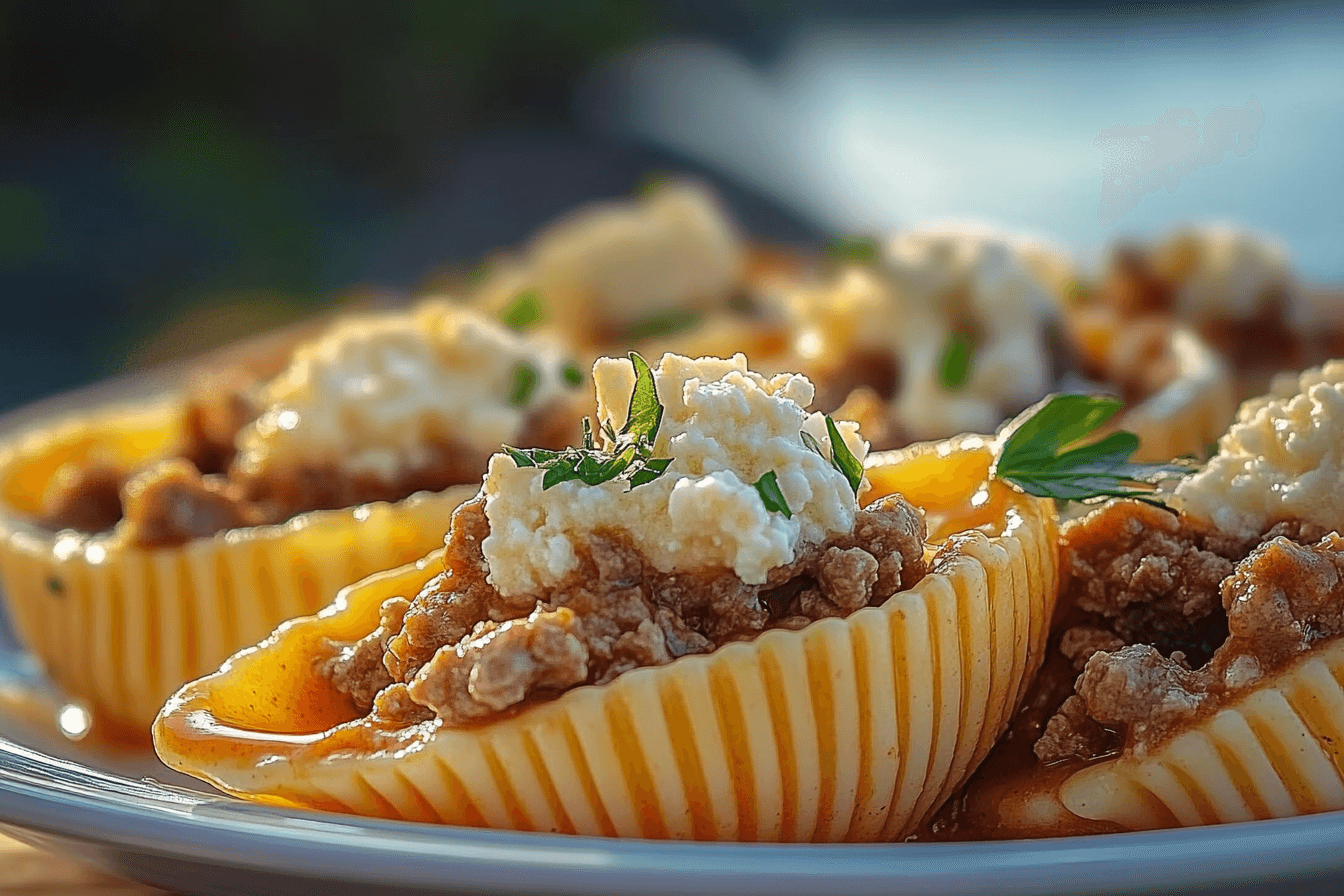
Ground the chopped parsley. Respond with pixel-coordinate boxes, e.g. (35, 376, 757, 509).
(500, 289, 544, 331)
(753, 471, 792, 518)
(826, 417, 865, 496)
(504, 352, 672, 490)
(507, 362, 540, 408)
(800, 417, 864, 497)
(937, 331, 974, 391)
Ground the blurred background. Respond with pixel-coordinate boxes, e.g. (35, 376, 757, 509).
(1, 0, 1341, 412)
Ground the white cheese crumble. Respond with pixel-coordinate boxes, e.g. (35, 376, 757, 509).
(1174, 359, 1344, 538)
(480, 353, 869, 599)
(784, 228, 1059, 440)
(233, 301, 570, 483)
(476, 182, 743, 342)
(885, 230, 1056, 439)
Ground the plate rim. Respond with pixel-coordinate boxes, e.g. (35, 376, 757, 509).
(3, 733, 1344, 896)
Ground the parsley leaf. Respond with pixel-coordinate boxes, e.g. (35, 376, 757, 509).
(825, 416, 864, 496)
(502, 352, 674, 491)
(753, 471, 792, 518)
(507, 361, 540, 407)
(500, 290, 544, 331)
(992, 394, 1193, 505)
(937, 331, 974, 391)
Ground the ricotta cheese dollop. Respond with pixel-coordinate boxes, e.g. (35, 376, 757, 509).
(234, 301, 571, 483)
(1174, 359, 1344, 538)
(481, 353, 870, 599)
(475, 182, 744, 344)
(885, 229, 1057, 439)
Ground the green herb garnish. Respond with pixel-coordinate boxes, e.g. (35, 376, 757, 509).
(562, 361, 584, 388)
(500, 289, 544, 331)
(799, 419, 863, 496)
(753, 471, 792, 518)
(504, 352, 672, 490)
(937, 331, 974, 391)
(992, 394, 1191, 506)
(827, 235, 881, 265)
(825, 416, 865, 496)
(507, 361, 539, 407)
(623, 308, 705, 342)
(800, 429, 826, 458)
(622, 352, 662, 440)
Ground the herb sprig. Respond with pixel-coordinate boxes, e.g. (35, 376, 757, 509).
(504, 353, 672, 490)
(992, 394, 1192, 506)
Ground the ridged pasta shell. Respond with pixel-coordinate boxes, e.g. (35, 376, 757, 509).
(0, 399, 477, 737)
(1061, 638, 1344, 830)
(154, 439, 1059, 841)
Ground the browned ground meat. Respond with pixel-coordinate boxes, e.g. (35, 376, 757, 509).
(812, 349, 902, 416)
(1035, 499, 1344, 764)
(321, 492, 928, 728)
(37, 457, 126, 534)
(1060, 500, 1235, 656)
(180, 372, 262, 476)
(1098, 245, 1178, 317)
(35, 376, 579, 549)
(230, 442, 494, 527)
(121, 460, 256, 547)
(1098, 243, 1309, 396)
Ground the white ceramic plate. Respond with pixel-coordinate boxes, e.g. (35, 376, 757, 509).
(3, 617, 1344, 896)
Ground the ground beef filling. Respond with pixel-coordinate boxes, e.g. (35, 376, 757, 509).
(1035, 499, 1340, 764)
(35, 378, 577, 549)
(321, 493, 928, 728)
(1099, 245, 1307, 393)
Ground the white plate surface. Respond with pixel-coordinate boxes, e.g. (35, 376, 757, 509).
(3, 618, 1344, 896)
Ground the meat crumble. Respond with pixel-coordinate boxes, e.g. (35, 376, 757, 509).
(320, 492, 928, 728)
(34, 375, 578, 549)
(1035, 499, 1342, 764)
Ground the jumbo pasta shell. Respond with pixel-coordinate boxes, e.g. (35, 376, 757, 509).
(1059, 638, 1344, 831)
(0, 399, 476, 737)
(154, 439, 1059, 841)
